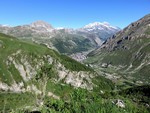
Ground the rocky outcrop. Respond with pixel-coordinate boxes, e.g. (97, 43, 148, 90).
(47, 92, 60, 100)
(0, 81, 25, 92)
(55, 62, 94, 90)
(0, 49, 96, 93)
(6, 50, 38, 81)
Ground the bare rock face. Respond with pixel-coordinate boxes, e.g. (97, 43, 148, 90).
(47, 92, 60, 100)
(0, 82, 25, 92)
(7, 50, 37, 81)
(55, 62, 94, 90)
(30, 20, 54, 32)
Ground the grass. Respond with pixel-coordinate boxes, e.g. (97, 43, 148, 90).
(0, 92, 36, 112)
(46, 80, 73, 99)
(59, 54, 93, 71)
(50, 34, 95, 54)
(41, 87, 149, 113)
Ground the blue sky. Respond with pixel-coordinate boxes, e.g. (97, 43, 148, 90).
(0, 0, 149, 28)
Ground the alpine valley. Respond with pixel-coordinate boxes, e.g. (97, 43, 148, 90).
(0, 14, 150, 113)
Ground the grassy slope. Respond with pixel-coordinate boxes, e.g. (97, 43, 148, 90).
(41, 85, 150, 113)
(85, 37, 150, 87)
(50, 34, 95, 54)
(0, 33, 115, 112)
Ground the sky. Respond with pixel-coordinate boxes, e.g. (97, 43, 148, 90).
(0, 0, 149, 29)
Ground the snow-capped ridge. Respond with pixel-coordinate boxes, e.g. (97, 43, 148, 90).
(83, 22, 119, 30)
(56, 27, 65, 30)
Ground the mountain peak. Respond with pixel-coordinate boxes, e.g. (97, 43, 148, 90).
(30, 20, 54, 31)
(83, 22, 119, 30)
(31, 20, 51, 26)
(83, 22, 103, 28)
(102, 22, 110, 26)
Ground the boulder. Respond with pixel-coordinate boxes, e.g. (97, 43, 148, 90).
(101, 63, 108, 68)
(116, 99, 125, 108)
(112, 99, 125, 108)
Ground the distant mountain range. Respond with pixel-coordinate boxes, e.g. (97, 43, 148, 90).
(0, 21, 120, 54)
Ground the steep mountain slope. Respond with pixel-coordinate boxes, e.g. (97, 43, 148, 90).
(85, 14, 150, 87)
(0, 21, 120, 55)
(0, 33, 114, 112)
